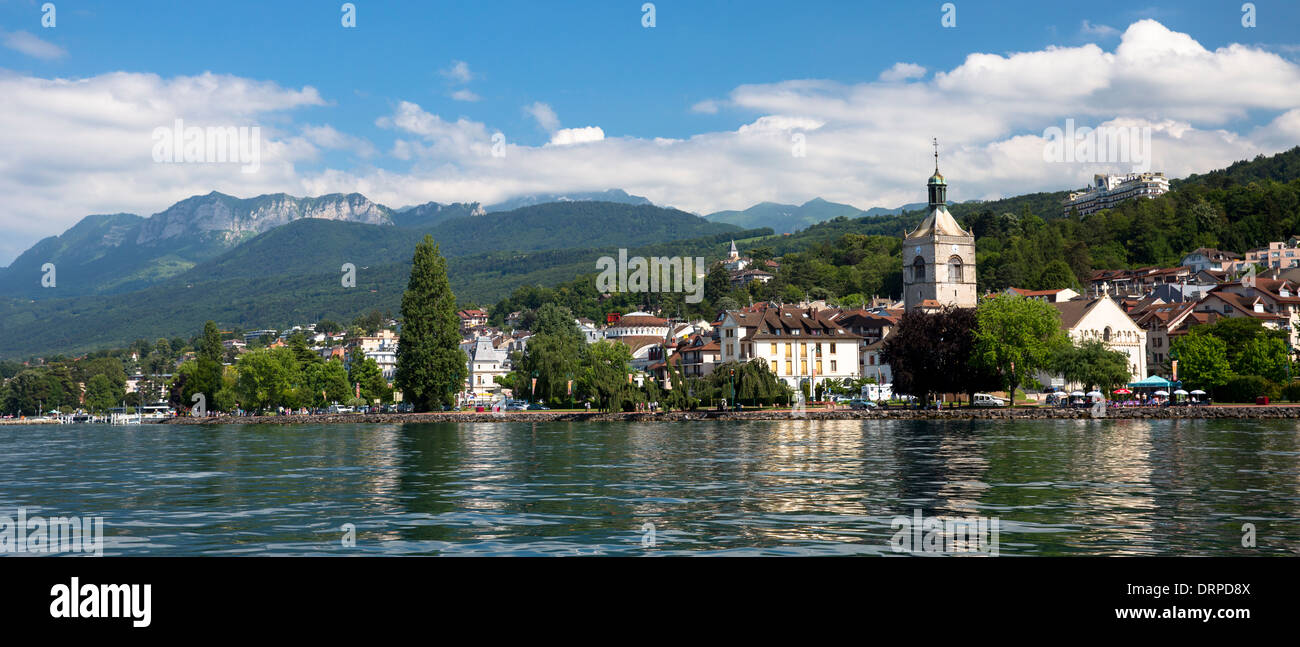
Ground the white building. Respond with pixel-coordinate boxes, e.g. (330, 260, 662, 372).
(365, 348, 397, 381)
(1062, 172, 1169, 217)
(603, 312, 669, 339)
(833, 309, 899, 387)
(717, 306, 861, 390)
(1045, 297, 1148, 388)
(1180, 247, 1243, 273)
(357, 329, 399, 353)
(465, 336, 511, 399)
(576, 319, 604, 344)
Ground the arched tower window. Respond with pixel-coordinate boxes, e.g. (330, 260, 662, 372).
(912, 256, 926, 281)
(1103, 326, 1112, 342)
(948, 256, 963, 283)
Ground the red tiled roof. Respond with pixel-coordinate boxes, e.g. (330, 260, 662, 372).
(611, 315, 667, 327)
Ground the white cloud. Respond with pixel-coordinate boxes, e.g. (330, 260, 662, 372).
(4, 19, 1300, 266)
(691, 99, 720, 114)
(451, 88, 481, 102)
(879, 62, 926, 82)
(440, 60, 474, 84)
(523, 101, 560, 132)
(298, 125, 377, 158)
(2, 30, 66, 59)
(1080, 20, 1120, 39)
(0, 71, 325, 264)
(548, 126, 605, 146)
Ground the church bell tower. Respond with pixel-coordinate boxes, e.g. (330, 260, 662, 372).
(903, 139, 976, 311)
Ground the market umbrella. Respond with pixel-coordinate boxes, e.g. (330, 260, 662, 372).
(1190, 389, 1206, 395)
(1113, 388, 1132, 394)
(1086, 391, 1105, 399)
(1154, 390, 1170, 396)
(1173, 389, 1189, 395)
(1070, 391, 1085, 397)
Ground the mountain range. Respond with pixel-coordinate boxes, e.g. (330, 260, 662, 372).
(0, 195, 751, 358)
(0, 187, 919, 301)
(8, 145, 1295, 359)
(703, 197, 931, 233)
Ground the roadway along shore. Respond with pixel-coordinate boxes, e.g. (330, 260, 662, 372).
(156, 405, 1300, 425)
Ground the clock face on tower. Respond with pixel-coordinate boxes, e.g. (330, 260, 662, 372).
(913, 246, 921, 255)
(951, 244, 959, 252)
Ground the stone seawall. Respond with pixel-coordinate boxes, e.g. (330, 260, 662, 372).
(160, 406, 1300, 425)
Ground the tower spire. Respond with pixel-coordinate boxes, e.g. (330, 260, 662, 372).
(933, 137, 939, 173)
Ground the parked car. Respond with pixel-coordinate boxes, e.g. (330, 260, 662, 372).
(396, 402, 413, 413)
(527, 403, 549, 410)
(972, 393, 1008, 407)
(849, 399, 877, 410)
(506, 401, 529, 411)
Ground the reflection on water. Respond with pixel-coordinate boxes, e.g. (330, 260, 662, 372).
(0, 419, 1296, 556)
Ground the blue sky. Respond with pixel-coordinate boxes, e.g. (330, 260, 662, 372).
(1, 0, 1299, 263)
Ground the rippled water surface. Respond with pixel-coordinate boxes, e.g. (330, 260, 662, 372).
(1, 419, 1297, 555)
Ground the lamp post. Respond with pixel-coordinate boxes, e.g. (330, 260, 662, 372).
(729, 368, 736, 411)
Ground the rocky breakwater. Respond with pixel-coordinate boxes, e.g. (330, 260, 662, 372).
(159, 405, 1300, 425)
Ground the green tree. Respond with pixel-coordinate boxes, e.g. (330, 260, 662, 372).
(576, 340, 635, 412)
(192, 320, 225, 406)
(1036, 259, 1079, 291)
(1053, 339, 1131, 392)
(395, 235, 468, 411)
(972, 294, 1069, 405)
(884, 306, 1000, 405)
(302, 358, 352, 407)
(518, 304, 583, 405)
(1171, 332, 1233, 394)
(84, 374, 124, 413)
(352, 310, 385, 336)
(288, 332, 322, 368)
(2, 369, 63, 415)
(236, 347, 299, 413)
(348, 351, 392, 404)
(1236, 336, 1289, 383)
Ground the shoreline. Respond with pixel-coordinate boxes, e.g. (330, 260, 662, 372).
(147, 405, 1300, 424)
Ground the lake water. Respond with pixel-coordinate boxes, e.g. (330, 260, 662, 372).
(1, 419, 1296, 556)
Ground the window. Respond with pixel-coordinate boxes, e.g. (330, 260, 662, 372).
(785, 360, 793, 375)
(1103, 326, 1112, 342)
(830, 360, 837, 372)
(770, 360, 777, 373)
(770, 343, 777, 355)
(913, 256, 926, 281)
(948, 256, 963, 282)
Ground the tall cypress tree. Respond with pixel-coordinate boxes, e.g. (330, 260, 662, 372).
(395, 235, 467, 411)
(191, 320, 225, 404)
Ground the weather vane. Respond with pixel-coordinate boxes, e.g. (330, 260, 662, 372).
(933, 137, 939, 172)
